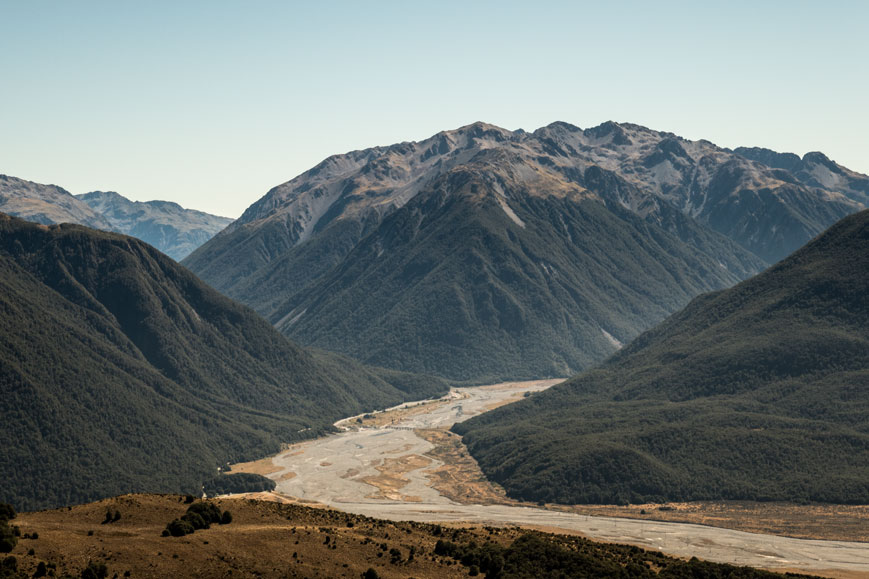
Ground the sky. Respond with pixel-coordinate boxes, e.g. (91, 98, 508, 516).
(2, 1, 867, 218)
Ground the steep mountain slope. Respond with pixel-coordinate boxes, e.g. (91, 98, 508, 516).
(186, 122, 863, 305)
(454, 210, 869, 504)
(274, 151, 765, 382)
(184, 122, 863, 381)
(77, 191, 232, 260)
(0, 174, 112, 230)
(0, 214, 445, 511)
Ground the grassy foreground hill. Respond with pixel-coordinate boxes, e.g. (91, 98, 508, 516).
(454, 210, 869, 505)
(1, 494, 816, 579)
(0, 215, 445, 511)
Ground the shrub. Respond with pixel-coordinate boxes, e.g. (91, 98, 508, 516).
(186, 502, 222, 525)
(220, 510, 233, 525)
(361, 569, 380, 579)
(165, 519, 194, 537)
(34, 561, 47, 578)
(181, 512, 208, 531)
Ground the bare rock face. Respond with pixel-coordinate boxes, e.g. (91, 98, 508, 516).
(735, 146, 869, 206)
(0, 174, 112, 230)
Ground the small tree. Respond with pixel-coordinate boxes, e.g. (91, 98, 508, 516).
(361, 569, 380, 579)
(220, 510, 233, 525)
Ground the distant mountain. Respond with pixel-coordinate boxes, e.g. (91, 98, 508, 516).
(734, 146, 869, 207)
(0, 174, 112, 230)
(77, 191, 232, 260)
(0, 174, 230, 259)
(185, 121, 864, 381)
(454, 210, 869, 505)
(0, 214, 445, 510)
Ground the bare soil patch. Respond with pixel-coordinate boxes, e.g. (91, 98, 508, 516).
(359, 454, 432, 501)
(226, 456, 283, 477)
(417, 429, 515, 505)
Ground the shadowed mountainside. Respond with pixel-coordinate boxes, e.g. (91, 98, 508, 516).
(0, 214, 445, 511)
(454, 210, 869, 504)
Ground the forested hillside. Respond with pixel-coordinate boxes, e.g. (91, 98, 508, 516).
(455, 210, 869, 504)
(0, 215, 445, 510)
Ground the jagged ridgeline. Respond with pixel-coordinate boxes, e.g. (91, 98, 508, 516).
(0, 214, 446, 510)
(454, 210, 869, 504)
(185, 121, 865, 382)
(184, 121, 861, 381)
(0, 174, 232, 260)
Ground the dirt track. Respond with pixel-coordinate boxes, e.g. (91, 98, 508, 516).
(252, 380, 869, 577)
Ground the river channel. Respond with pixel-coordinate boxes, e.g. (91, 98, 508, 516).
(260, 380, 869, 576)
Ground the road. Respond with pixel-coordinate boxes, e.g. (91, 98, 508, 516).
(265, 380, 869, 576)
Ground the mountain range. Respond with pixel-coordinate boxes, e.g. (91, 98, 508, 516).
(454, 210, 869, 504)
(0, 214, 445, 510)
(184, 121, 865, 382)
(0, 175, 230, 260)
(77, 190, 233, 260)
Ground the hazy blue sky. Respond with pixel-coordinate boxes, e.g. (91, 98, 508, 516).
(2, 1, 867, 217)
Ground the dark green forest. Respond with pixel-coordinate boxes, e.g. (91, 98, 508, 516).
(0, 215, 446, 510)
(432, 529, 816, 579)
(203, 473, 276, 496)
(455, 210, 869, 504)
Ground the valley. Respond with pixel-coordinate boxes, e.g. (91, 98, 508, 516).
(229, 381, 869, 577)
(5, 5, 869, 578)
